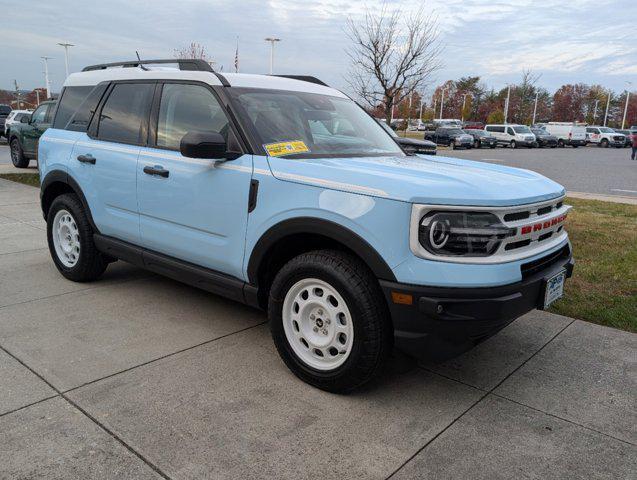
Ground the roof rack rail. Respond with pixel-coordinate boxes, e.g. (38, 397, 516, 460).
(273, 75, 329, 87)
(82, 59, 214, 72)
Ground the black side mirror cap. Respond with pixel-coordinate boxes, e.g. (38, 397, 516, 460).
(180, 131, 229, 159)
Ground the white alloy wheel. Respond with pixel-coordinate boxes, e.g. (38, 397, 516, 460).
(52, 209, 80, 267)
(282, 278, 354, 371)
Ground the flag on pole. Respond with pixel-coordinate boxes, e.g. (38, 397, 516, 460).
(234, 37, 239, 73)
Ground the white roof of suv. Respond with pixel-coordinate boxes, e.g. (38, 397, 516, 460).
(64, 63, 347, 99)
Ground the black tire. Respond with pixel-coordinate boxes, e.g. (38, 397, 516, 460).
(601, 139, 609, 148)
(490, 144, 496, 149)
(47, 193, 108, 282)
(558, 139, 565, 148)
(474, 140, 480, 149)
(10, 138, 29, 168)
(572, 144, 578, 148)
(268, 249, 392, 393)
(449, 140, 455, 150)
(510, 140, 517, 149)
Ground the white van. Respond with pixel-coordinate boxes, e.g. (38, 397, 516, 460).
(542, 122, 587, 148)
(484, 124, 536, 148)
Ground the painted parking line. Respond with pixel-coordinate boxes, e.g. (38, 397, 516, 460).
(611, 189, 637, 194)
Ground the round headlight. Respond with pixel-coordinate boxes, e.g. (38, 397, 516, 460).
(429, 219, 450, 249)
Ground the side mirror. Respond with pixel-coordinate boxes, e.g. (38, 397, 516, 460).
(21, 115, 30, 124)
(180, 131, 228, 159)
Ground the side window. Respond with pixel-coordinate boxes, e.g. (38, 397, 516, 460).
(156, 83, 229, 149)
(485, 126, 493, 132)
(507, 127, 515, 135)
(66, 84, 108, 132)
(31, 104, 48, 123)
(97, 83, 154, 145)
(52, 86, 93, 129)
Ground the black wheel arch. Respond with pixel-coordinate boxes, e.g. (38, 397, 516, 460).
(40, 170, 99, 232)
(247, 217, 397, 307)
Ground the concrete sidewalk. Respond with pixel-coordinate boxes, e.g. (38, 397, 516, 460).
(0, 178, 635, 479)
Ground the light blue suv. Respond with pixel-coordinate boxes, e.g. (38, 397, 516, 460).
(39, 59, 574, 392)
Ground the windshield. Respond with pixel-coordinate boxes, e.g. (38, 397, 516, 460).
(469, 130, 485, 136)
(512, 126, 531, 133)
(599, 127, 614, 133)
(229, 88, 404, 158)
(444, 129, 464, 135)
(377, 119, 398, 138)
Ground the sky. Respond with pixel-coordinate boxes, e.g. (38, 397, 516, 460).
(2, 0, 635, 98)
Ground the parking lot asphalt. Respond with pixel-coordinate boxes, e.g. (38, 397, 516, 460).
(443, 144, 637, 199)
(1, 178, 635, 479)
(1, 141, 636, 199)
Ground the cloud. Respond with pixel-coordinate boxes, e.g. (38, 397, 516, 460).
(1, 0, 634, 93)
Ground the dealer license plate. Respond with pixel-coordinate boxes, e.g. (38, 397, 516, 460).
(543, 270, 566, 309)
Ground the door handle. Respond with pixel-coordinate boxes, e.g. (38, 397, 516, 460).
(77, 154, 96, 164)
(143, 165, 169, 178)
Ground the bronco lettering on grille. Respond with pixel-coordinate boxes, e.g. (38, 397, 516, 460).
(520, 214, 567, 235)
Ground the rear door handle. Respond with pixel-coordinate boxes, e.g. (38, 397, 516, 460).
(143, 165, 169, 178)
(77, 154, 96, 164)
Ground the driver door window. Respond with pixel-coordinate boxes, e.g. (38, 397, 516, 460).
(156, 83, 229, 149)
(507, 127, 515, 135)
(31, 104, 48, 123)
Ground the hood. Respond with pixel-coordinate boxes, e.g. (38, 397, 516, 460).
(267, 154, 565, 206)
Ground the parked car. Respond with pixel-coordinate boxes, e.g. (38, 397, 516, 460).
(4, 109, 33, 139)
(531, 128, 558, 148)
(464, 129, 497, 149)
(0, 104, 12, 139)
(424, 127, 473, 149)
(8, 101, 56, 168)
(484, 124, 536, 148)
(39, 59, 574, 392)
(377, 120, 437, 155)
(542, 122, 587, 147)
(462, 121, 484, 130)
(585, 126, 625, 148)
(611, 129, 632, 147)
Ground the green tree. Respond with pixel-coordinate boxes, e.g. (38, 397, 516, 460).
(487, 109, 505, 124)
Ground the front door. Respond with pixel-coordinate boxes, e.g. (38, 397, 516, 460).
(137, 82, 252, 279)
(23, 103, 52, 156)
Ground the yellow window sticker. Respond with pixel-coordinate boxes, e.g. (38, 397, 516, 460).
(264, 140, 310, 157)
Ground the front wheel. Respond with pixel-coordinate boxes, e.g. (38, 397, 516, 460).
(47, 193, 108, 282)
(449, 140, 455, 150)
(558, 139, 565, 148)
(269, 250, 391, 393)
(474, 140, 480, 149)
(510, 140, 517, 149)
(601, 139, 609, 148)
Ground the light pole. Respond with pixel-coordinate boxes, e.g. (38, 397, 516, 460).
(621, 81, 632, 130)
(532, 91, 539, 125)
(264, 37, 281, 74)
(439, 87, 448, 119)
(603, 90, 611, 126)
(592, 99, 599, 124)
(504, 85, 511, 124)
(57, 42, 74, 78)
(41, 56, 53, 99)
(461, 93, 472, 122)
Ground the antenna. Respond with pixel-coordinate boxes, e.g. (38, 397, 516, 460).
(135, 51, 149, 70)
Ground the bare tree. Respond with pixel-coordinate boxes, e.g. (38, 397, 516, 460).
(346, 3, 442, 123)
(174, 42, 213, 64)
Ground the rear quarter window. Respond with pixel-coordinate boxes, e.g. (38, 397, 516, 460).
(53, 86, 94, 129)
(65, 84, 108, 132)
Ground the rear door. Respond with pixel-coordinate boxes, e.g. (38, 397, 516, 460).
(137, 82, 252, 278)
(69, 82, 154, 244)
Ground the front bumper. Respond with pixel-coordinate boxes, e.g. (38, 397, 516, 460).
(381, 244, 573, 359)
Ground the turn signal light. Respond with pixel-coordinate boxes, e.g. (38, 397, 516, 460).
(391, 292, 413, 305)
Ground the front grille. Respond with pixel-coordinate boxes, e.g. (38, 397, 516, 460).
(521, 244, 570, 279)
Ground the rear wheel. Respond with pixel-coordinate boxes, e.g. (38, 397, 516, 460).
(47, 193, 108, 282)
(269, 250, 391, 393)
(10, 138, 29, 168)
